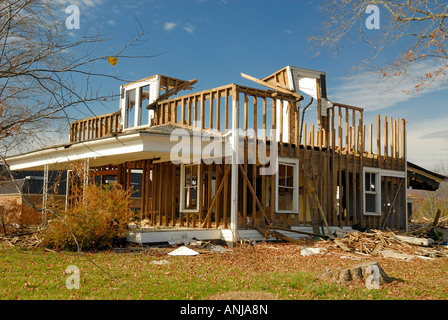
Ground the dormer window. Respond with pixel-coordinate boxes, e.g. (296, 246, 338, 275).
(120, 76, 160, 130)
(120, 75, 197, 131)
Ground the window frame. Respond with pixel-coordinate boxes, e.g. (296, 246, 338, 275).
(363, 168, 381, 216)
(180, 163, 201, 213)
(120, 78, 158, 130)
(362, 167, 406, 216)
(275, 157, 299, 214)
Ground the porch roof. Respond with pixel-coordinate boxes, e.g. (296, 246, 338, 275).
(407, 161, 448, 191)
(5, 124, 229, 171)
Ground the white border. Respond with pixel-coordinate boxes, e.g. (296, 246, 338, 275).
(275, 157, 299, 214)
(180, 163, 200, 213)
(362, 166, 406, 216)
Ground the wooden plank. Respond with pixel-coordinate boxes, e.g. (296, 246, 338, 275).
(240, 73, 302, 100)
(215, 163, 221, 228)
(201, 164, 231, 228)
(225, 91, 229, 131)
(268, 225, 331, 239)
(150, 162, 156, 225)
(180, 97, 185, 125)
(395, 119, 399, 159)
(389, 117, 394, 167)
(359, 111, 364, 227)
(216, 90, 221, 132)
(352, 126, 357, 226)
(209, 91, 214, 129)
(171, 164, 176, 227)
(157, 162, 162, 226)
(188, 96, 192, 126)
(302, 124, 308, 225)
(377, 115, 381, 167)
(199, 161, 204, 227)
(164, 162, 169, 226)
(141, 160, 147, 220)
(384, 116, 388, 168)
(200, 94, 205, 129)
(401, 118, 405, 161)
(330, 107, 336, 226)
(253, 97, 257, 227)
(207, 164, 212, 228)
(239, 164, 270, 225)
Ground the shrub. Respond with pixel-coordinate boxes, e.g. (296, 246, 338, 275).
(41, 182, 133, 251)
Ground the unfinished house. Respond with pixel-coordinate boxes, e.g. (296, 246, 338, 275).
(4, 66, 434, 244)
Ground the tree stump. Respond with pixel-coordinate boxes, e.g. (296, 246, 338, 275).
(318, 261, 392, 287)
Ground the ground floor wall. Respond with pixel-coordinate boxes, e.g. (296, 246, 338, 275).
(87, 143, 407, 232)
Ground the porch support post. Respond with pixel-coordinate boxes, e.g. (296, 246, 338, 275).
(230, 87, 239, 243)
(42, 164, 49, 229)
(65, 170, 72, 212)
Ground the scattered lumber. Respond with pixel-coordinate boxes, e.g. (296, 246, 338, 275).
(391, 234, 434, 247)
(256, 225, 305, 244)
(330, 228, 448, 260)
(408, 215, 448, 239)
(0, 227, 42, 248)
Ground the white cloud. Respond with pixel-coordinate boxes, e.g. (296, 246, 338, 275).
(54, 0, 104, 8)
(183, 23, 195, 34)
(406, 116, 448, 168)
(107, 19, 116, 26)
(327, 60, 448, 168)
(163, 22, 177, 31)
(329, 61, 447, 112)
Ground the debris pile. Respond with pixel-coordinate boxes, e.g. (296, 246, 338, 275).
(331, 229, 448, 260)
(0, 228, 42, 248)
(167, 239, 232, 256)
(408, 215, 448, 240)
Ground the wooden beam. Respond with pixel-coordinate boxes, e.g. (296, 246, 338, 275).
(240, 73, 302, 100)
(201, 164, 231, 228)
(239, 164, 270, 225)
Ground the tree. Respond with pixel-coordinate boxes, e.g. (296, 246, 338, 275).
(0, 0, 154, 155)
(0, 0, 155, 257)
(310, 0, 448, 91)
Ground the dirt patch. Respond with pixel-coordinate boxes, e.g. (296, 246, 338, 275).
(207, 291, 280, 300)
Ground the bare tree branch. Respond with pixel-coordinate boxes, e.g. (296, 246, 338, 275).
(310, 0, 448, 91)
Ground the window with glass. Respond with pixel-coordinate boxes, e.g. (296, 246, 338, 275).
(180, 164, 200, 212)
(364, 169, 380, 215)
(276, 158, 299, 213)
(125, 88, 136, 128)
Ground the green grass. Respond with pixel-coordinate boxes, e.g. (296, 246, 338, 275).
(1, 244, 448, 300)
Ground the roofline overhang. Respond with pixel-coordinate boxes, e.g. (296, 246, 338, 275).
(5, 129, 231, 171)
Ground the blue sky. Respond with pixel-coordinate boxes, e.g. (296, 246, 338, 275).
(57, 0, 448, 171)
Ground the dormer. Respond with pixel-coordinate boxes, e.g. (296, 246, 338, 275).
(120, 75, 197, 131)
(241, 65, 330, 128)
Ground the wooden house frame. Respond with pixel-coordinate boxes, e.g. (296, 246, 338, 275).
(5, 66, 411, 244)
